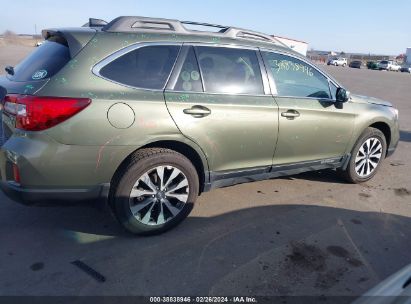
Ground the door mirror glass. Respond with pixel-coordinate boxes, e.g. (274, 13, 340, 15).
(336, 88, 350, 103)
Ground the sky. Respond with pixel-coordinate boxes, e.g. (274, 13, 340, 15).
(0, 0, 410, 55)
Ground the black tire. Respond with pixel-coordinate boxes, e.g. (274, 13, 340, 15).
(110, 148, 199, 235)
(340, 127, 387, 183)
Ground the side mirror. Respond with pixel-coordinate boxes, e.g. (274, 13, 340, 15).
(336, 88, 350, 103)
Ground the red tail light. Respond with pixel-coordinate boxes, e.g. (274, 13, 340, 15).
(3, 94, 91, 131)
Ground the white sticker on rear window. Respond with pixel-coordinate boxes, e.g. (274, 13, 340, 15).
(32, 70, 48, 80)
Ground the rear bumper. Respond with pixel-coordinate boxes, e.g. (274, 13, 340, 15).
(0, 131, 132, 205)
(0, 181, 110, 206)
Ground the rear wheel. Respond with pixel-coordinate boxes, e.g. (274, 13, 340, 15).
(340, 128, 386, 183)
(110, 148, 199, 235)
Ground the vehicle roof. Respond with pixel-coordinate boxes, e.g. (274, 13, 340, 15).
(44, 26, 299, 53)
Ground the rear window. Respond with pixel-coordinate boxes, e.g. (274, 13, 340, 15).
(99, 45, 180, 90)
(9, 36, 70, 82)
(380, 61, 388, 64)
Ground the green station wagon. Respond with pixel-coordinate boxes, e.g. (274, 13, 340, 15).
(0, 17, 399, 234)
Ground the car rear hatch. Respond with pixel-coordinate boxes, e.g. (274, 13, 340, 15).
(0, 28, 96, 142)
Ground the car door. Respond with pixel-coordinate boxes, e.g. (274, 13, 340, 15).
(164, 45, 278, 173)
(261, 50, 356, 165)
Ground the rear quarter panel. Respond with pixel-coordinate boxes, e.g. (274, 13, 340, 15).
(35, 32, 210, 184)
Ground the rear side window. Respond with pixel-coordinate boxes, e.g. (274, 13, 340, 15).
(173, 47, 203, 92)
(100, 45, 180, 90)
(9, 36, 70, 82)
(196, 46, 264, 95)
(263, 52, 331, 99)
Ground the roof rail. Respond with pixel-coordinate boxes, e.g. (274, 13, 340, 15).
(181, 21, 228, 31)
(82, 18, 108, 28)
(101, 16, 289, 48)
(103, 16, 188, 33)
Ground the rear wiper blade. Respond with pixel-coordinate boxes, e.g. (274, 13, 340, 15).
(5, 66, 14, 76)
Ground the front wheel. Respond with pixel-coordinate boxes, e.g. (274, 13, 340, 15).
(340, 127, 387, 183)
(110, 148, 199, 235)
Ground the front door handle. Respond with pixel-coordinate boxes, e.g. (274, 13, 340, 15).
(183, 105, 211, 118)
(281, 110, 300, 119)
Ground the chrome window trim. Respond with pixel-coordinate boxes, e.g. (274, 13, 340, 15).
(93, 41, 271, 97)
(270, 95, 336, 102)
(92, 42, 183, 91)
(165, 89, 271, 98)
(185, 42, 259, 51)
(260, 48, 344, 99)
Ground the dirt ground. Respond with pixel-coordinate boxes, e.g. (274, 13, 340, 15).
(0, 43, 35, 72)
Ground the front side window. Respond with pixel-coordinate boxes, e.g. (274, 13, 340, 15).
(196, 46, 264, 95)
(100, 45, 180, 90)
(263, 52, 331, 99)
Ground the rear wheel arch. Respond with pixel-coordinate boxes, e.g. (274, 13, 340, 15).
(110, 140, 208, 196)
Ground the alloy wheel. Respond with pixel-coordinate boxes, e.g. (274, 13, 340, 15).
(355, 137, 383, 177)
(129, 166, 189, 226)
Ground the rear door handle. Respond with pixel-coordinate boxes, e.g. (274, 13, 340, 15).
(183, 105, 211, 118)
(281, 110, 300, 119)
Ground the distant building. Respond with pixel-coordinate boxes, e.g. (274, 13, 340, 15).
(306, 49, 393, 64)
(306, 50, 335, 63)
(272, 35, 308, 56)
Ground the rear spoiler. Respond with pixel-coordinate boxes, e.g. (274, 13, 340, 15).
(42, 28, 97, 58)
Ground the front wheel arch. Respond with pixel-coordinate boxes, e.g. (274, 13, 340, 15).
(369, 122, 391, 155)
